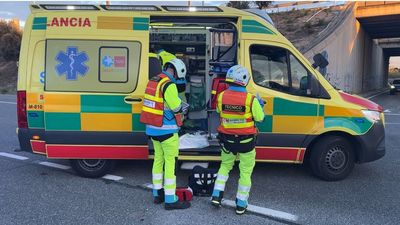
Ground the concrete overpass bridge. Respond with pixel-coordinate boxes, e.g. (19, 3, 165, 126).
(303, 2, 400, 94)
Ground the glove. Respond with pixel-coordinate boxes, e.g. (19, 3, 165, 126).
(181, 101, 189, 114)
(256, 93, 265, 107)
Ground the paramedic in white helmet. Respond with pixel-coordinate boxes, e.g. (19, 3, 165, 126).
(211, 65, 265, 215)
(140, 58, 190, 210)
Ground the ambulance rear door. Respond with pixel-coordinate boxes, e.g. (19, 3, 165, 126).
(42, 9, 150, 159)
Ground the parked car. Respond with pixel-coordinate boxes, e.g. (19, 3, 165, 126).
(389, 79, 400, 95)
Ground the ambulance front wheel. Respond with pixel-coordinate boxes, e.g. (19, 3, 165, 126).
(310, 135, 355, 181)
(70, 159, 115, 178)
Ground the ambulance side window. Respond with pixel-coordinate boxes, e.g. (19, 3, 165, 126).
(250, 44, 310, 96)
(250, 45, 290, 92)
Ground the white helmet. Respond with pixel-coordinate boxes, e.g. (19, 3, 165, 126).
(226, 65, 250, 86)
(164, 58, 187, 79)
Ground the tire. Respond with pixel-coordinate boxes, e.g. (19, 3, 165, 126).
(70, 159, 115, 178)
(309, 135, 355, 181)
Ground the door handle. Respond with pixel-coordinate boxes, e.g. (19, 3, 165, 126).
(124, 97, 142, 104)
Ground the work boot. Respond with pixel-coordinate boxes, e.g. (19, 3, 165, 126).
(153, 188, 165, 204)
(235, 205, 247, 215)
(211, 191, 224, 207)
(164, 201, 191, 210)
(235, 199, 247, 215)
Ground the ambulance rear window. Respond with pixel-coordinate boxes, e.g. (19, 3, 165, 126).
(45, 39, 141, 93)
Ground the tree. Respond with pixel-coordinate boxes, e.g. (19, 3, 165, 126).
(226, 1, 250, 9)
(0, 20, 22, 61)
(254, 1, 272, 9)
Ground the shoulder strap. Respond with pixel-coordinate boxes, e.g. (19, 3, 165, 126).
(161, 81, 173, 97)
(247, 93, 256, 114)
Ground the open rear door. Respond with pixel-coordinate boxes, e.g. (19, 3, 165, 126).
(42, 11, 150, 159)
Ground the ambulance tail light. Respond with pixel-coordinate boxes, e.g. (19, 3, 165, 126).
(17, 91, 28, 128)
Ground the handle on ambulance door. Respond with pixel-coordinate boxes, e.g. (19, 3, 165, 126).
(124, 96, 142, 104)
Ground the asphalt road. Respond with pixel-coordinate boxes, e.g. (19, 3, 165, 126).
(0, 92, 399, 225)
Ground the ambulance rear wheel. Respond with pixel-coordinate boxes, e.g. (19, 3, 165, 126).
(310, 136, 355, 181)
(70, 159, 115, 178)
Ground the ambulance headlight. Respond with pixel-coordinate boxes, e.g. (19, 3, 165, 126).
(362, 110, 381, 123)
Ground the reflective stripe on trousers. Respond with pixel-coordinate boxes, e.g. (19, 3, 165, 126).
(212, 149, 256, 206)
(151, 133, 179, 203)
(152, 173, 163, 190)
(214, 174, 229, 191)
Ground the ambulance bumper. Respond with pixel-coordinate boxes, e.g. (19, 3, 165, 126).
(355, 121, 385, 163)
(17, 128, 40, 152)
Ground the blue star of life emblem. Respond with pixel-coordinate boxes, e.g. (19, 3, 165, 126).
(102, 56, 114, 68)
(55, 47, 89, 81)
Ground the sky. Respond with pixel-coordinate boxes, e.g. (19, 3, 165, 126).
(389, 57, 400, 69)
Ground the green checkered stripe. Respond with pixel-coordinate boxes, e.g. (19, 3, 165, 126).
(32, 17, 47, 30)
(133, 17, 149, 31)
(27, 95, 145, 131)
(242, 19, 275, 35)
(256, 98, 372, 134)
(27, 95, 372, 135)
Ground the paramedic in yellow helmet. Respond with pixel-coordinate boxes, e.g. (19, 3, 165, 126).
(211, 65, 265, 215)
(140, 58, 190, 210)
(158, 49, 177, 67)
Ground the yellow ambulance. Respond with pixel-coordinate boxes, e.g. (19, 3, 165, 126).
(17, 4, 385, 181)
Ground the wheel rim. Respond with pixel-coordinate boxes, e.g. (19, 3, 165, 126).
(325, 146, 347, 171)
(77, 159, 106, 172)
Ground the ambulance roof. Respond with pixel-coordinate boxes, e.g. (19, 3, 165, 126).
(29, 4, 270, 26)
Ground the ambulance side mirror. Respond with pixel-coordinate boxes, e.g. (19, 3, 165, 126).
(312, 53, 329, 69)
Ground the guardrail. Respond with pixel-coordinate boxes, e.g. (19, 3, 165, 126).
(360, 1, 400, 7)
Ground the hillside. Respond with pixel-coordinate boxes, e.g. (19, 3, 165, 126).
(269, 7, 342, 52)
(0, 60, 17, 94)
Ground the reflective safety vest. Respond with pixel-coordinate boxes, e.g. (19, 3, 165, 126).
(140, 73, 183, 127)
(217, 90, 257, 135)
(158, 50, 176, 66)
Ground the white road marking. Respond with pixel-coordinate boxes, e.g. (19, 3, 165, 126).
(38, 161, 71, 170)
(384, 109, 391, 113)
(142, 183, 153, 190)
(0, 101, 16, 105)
(0, 152, 29, 160)
(181, 162, 209, 170)
(386, 123, 400, 125)
(102, 174, 123, 181)
(222, 199, 299, 223)
(385, 113, 400, 116)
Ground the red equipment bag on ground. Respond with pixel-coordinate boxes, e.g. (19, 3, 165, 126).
(176, 187, 193, 202)
(210, 77, 229, 109)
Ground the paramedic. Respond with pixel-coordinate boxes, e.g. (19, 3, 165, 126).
(210, 65, 265, 215)
(140, 58, 190, 210)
